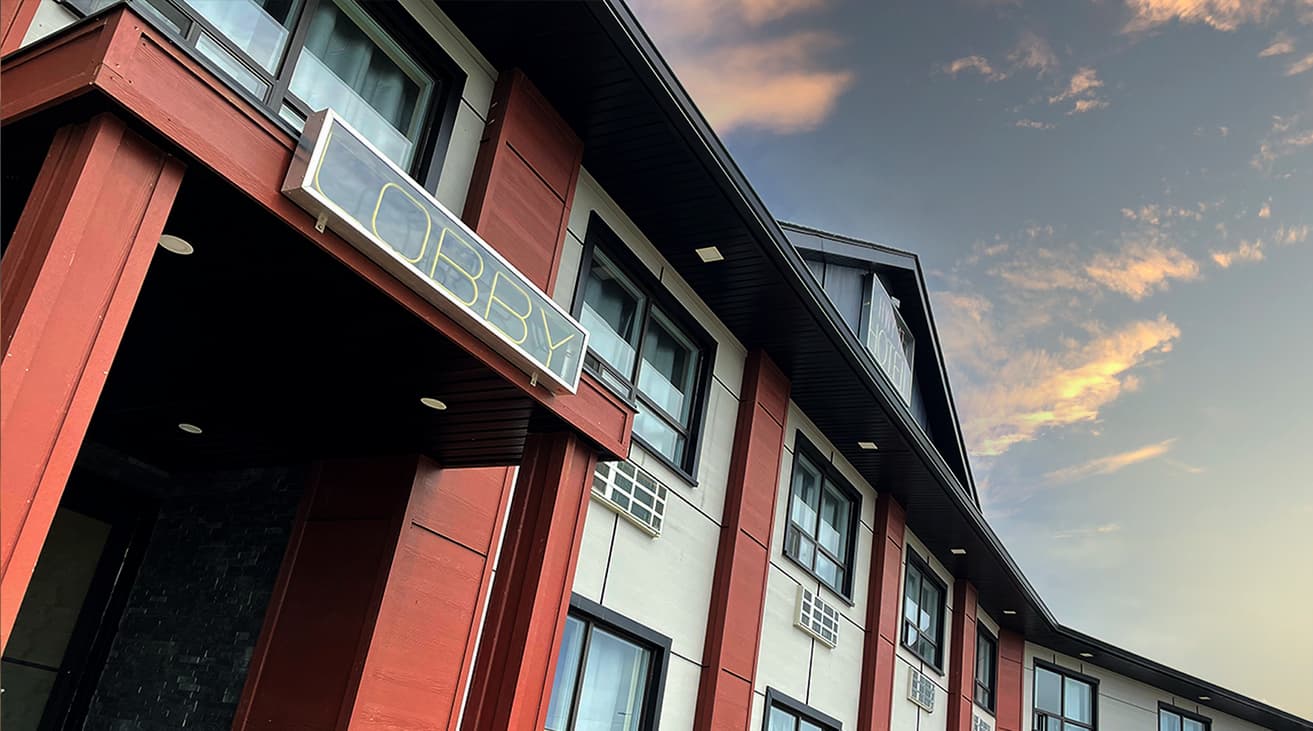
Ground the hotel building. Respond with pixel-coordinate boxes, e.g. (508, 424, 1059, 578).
(0, 1, 1307, 730)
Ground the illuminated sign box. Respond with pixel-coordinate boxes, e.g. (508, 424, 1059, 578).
(283, 110, 587, 394)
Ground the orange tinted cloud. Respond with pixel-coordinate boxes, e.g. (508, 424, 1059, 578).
(1084, 240, 1201, 299)
(1008, 30, 1060, 77)
(1211, 239, 1265, 267)
(1045, 439, 1177, 483)
(630, 0, 853, 134)
(1287, 52, 1313, 75)
(936, 293, 1182, 456)
(1275, 224, 1310, 245)
(1260, 32, 1295, 55)
(945, 55, 1008, 81)
(1122, 0, 1275, 32)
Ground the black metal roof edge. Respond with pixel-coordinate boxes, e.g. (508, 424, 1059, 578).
(776, 219, 920, 264)
(777, 220, 981, 507)
(1056, 625, 1313, 730)
(587, 2, 1310, 727)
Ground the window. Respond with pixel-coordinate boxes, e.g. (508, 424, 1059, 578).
(67, 0, 460, 179)
(975, 628, 997, 712)
(1159, 705, 1210, 731)
(592, 460, 669, 536)
(545, 597, 670, 731)
(574, 218, 712, 474)
(901, 550, 946, 668)
(783, 438, 860, 598)
(764, 688, 842, 731)
(1033, 662, 1097, 731)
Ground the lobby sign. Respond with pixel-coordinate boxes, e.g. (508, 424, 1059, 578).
(283, 110, 587, 394)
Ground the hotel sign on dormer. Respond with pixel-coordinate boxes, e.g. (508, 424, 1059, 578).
(865, 276, 914, 405)
(283, 110, 587, 394)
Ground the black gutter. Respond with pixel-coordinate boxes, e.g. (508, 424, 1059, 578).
(588, 2, 1311, 728)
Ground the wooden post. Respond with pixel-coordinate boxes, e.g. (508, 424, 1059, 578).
(857, 492, 908, 731)
(946, 580, 980, 731)
(0, 114, 183, 649)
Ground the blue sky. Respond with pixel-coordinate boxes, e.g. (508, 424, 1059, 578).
(633, 0, 1313, 717)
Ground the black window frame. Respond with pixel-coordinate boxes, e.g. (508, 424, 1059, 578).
(901, 548, 947, 671)
(1158, 703, 1212, 731)
(547, 594, 671, 731)
(781, 434, 862, 601)
(763, 687, 842, 731)
(57, 0, 464, 190)
(974, 626, 998, 713)
(1032, 660, 1099, 731)
(570, 213, 716, 481)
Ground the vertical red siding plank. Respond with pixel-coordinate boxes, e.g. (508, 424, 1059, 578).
(946, 579, 980, 731)
(0, 0, 39, 55)
(996, 629, 1026, 731)
(858, 492, 907, 731)
(461, 68, 583, 294)
(0, 115, 182, 650)
(694, 350, 791, 731)
(460, 431, 598, 731)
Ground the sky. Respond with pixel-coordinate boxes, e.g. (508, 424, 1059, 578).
(631, 0, 1313, 718)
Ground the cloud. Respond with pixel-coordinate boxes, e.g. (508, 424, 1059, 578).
(1252, 115, 1313, 171)
(936, 294, 1182, 456)
(1287, 52, 1313, 75)
(1211, 238, 1265, 267)
(1015, 118, 1056, 129)
(1275, 224, 1311, 245)
(1122, 0, 1276, 32)
(629, 0, 853, 134)
(1050, 67, 1110, 114)
(1050, 67, 1104, 103)
(1259, 201, 1272, 218)
(945, 55, 1008, 81)
(1084, 240, 1202, 299)
(1008, 30, 1060, 77)
(1045, 439, 1178, 483)
(1052, 523, 1124, 539)
(1070, 99, 1112, 115)
(1260, 32, 1295, 56)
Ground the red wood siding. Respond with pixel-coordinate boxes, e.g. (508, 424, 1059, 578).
(694, 350, 791, 731)
(350, 465, 515, 731)
(461, 69, 583, 294)
(0, 10, 634, 461)
(234, 458, 516, 731)
(461, 431, 598, 731)
(946, 580, 980, 731)
(0, 115, 183, 649)
(996, 629, 1026, 731)
(858, 492, 908, 731)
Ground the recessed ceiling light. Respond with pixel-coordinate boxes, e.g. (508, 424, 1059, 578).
(1079, 652, 1094, 658)
(1003, 609, 1018, 615)
(857, 441, 879, 450)
(694, 245, 724, 263)
(159, 234, 195, 255)
(177, 422, 203, 434)
(950, 547, 967, 555)
(419, 396, 448, 411)
(1198, 696, 1211, 702)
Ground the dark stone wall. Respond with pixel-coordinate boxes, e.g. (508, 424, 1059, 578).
(83, 467, 303, 731)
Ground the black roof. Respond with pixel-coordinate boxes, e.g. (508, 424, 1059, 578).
(437, 2, 1311, 728)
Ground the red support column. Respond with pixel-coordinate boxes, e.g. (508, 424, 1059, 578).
(694, 350, 790, 731)
(0, 114, 183, 650)
(946, 580, 980, 731)
(858, 492, 908, 731)
(996, 629, 1026, 731)
(233, 457, 516, 731)
(460, 431, 598, 731)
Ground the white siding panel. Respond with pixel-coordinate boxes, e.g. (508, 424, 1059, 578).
(572, 504, 615, 603)
(756, 566, 813, 700)
(20, 0, 76, 47)
(805, 616, 865, 728)
(891, 658, 924, 731)
(600, 492, 718, 661)
(657, 654, 702, 730)
(434, 99, 484, 215)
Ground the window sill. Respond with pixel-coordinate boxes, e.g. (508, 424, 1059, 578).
(972, 700, 996, 717)
(781, 551, 855, 607)
(630, 437, 700, 490)
(899, 639, 944, 676)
